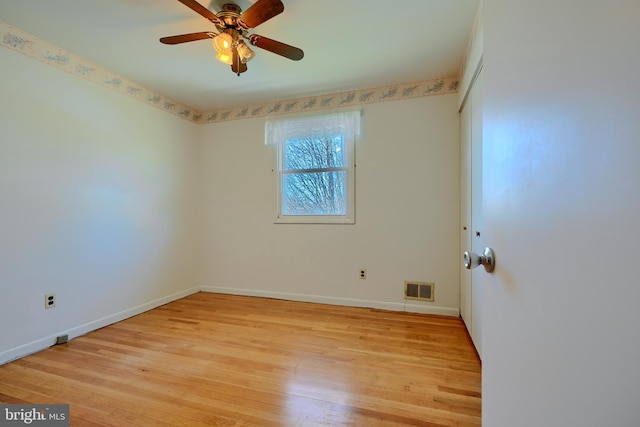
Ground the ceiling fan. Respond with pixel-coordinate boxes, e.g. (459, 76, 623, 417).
(160, 0, 304, 75)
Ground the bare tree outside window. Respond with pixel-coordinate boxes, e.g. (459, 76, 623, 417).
(282, 135, 346, 215)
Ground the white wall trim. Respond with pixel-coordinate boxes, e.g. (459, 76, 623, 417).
(199, 286, 460, 317)
(458, 2, 483, 111)
(0, 287, 199, 366)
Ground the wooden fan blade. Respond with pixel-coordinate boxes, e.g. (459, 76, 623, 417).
(231, 46, 248, 75)
(160, 32, 213, 45)
(238, 0, 284, 29)
(177, 0, 221, 24)
(248, 34, 304, 61)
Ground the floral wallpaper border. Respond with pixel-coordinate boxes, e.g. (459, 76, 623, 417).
(2, 20, 459, 125)
(200, 76, 459, 124)
(1, 21, 199, 122)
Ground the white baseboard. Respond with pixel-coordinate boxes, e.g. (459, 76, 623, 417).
(0, 287, 199, 366)
(199, 286, 460, 317)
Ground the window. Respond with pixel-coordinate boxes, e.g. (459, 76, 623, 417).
(266, 111, 360, 224)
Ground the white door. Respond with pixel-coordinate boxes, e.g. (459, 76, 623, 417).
(482, 1, 640, 425)
(469, 69, 483, 357)
(460, 68, 483, 357)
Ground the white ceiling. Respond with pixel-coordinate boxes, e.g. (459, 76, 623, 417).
(0, 0, 480, 111)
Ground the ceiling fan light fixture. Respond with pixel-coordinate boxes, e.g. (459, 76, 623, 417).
(212, 31, 233, 52)
(236, 40, 256, 63)
(161, 0, 305, 74)
(215, 51, 233, 65)
(212, 32, 234, 65)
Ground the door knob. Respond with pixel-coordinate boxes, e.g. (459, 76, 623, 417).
(464, 247, 496, 273)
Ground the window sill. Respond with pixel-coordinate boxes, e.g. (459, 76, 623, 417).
(274, 215, 355, 225)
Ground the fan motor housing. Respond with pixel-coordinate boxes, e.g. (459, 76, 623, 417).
(217, 3, 241, 27)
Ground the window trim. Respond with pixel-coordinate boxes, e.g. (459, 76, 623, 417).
(267, 111, 359, 224)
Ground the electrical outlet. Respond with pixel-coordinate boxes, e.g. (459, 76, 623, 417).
(359, 269, 367, 280)
(45, 293, 56, 309)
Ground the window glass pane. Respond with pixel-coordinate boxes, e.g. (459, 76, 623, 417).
(283, 171, 346, 215)
(284, 136, 345, 170)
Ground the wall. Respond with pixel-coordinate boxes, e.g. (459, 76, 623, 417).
(199, 95, 461, 315)
(482, 0, 640, 425)
(0, 47, 201, 364)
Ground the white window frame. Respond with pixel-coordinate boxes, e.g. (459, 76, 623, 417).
(265, 111, 360, 224)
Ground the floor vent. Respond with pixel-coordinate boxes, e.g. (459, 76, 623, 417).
(404, 281, 434, 302)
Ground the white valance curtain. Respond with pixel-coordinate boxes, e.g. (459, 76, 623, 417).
(265, 110, 361, 145)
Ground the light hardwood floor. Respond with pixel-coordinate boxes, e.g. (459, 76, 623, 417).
(0, 292, 481, 426)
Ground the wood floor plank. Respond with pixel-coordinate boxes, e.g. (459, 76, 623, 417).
(0, 292, 481, 426)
